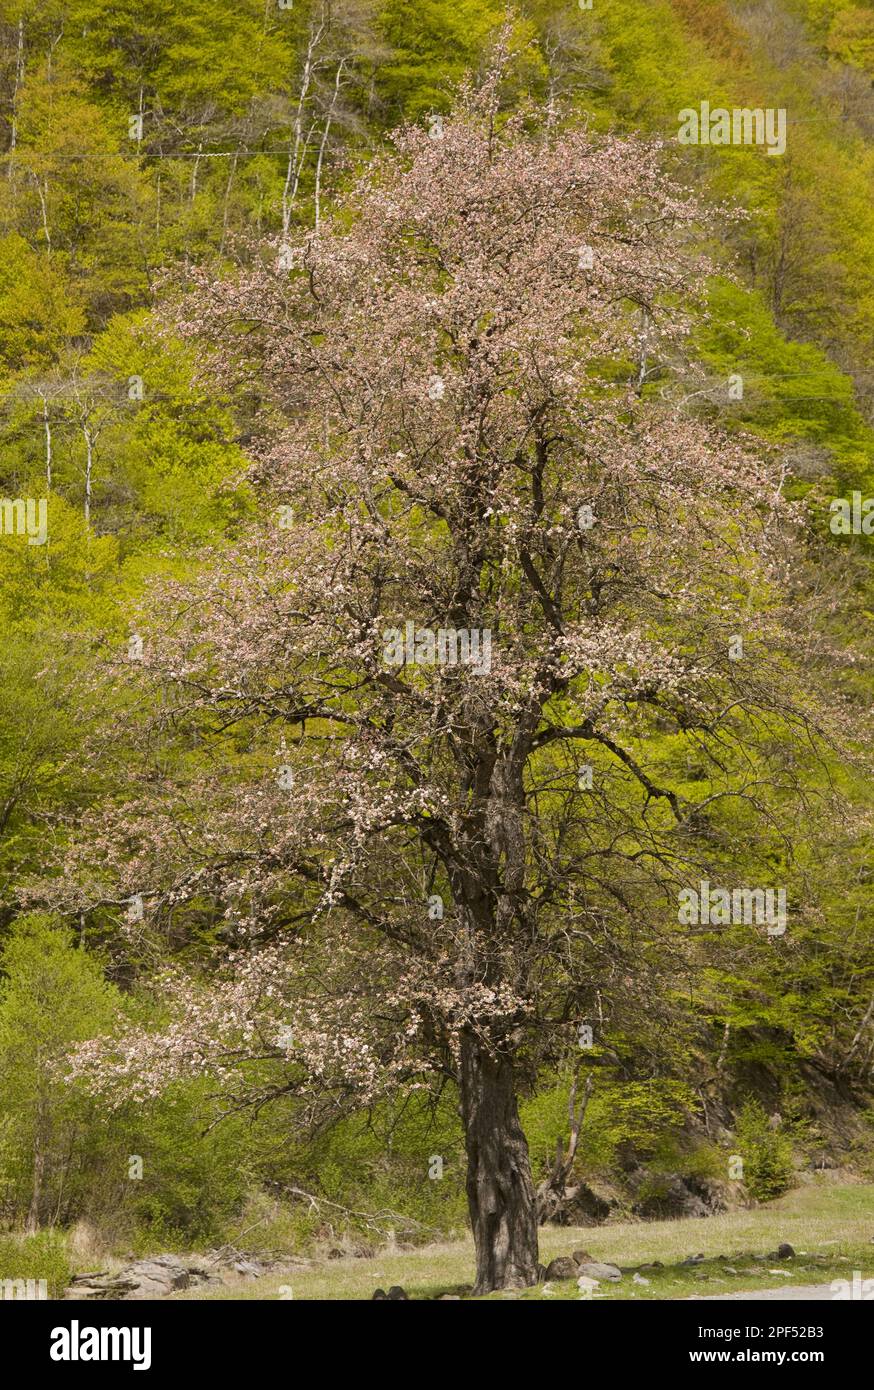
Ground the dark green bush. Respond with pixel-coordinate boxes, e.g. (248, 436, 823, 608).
(736, 1098, 795, 1201)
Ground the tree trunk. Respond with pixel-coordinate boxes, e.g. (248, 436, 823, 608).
(459, 1031, 539, 1295)
(534, 1072, 593, 1224)
(26, 1095, 47, 1235)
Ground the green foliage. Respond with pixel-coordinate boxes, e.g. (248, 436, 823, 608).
(115, 1084, 255, 1250)
(0, 924, 260, 1246)
(0, 1230, 71, 1297)
(0, 493, 118, 630)
(696, 279, 874, 485)
(657, 1142, 726, 1182)
(0, 916, 121, 1227)
(522, 1075, 695, 1180)
(0, 235, 85, 374)
(66, 0, 292, 119)
(376, 0, 509, 118)
(82, 313, 253, 542)
(297, 1090, 468, 1242)
(825, 2, 874, 69)
(736, 1099, 795, 1202)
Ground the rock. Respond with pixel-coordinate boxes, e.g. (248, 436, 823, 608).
(572, 1250, 594, 1265)
(808, 1151, 838, 1171)
(233, 1260, 262, 1278)
(576, 1261, 622, 1282)
(562, 1182, 612, 1226)
(537, 1178, 613, 1227)
(64, 1254, 209, 1301)
(577, 1276, 600, 1297)
(681, 1253, 705, 1266)
(64, 1275, 138, 1300)
(632, 1273, 650, 1286)
(386, 1285, 408, 1300)
(545, 1256, 580, 1282)
(630, 1170, 726, 1221)
(438, 1294, 461, 1300)
(130, 1255, 193, 1296)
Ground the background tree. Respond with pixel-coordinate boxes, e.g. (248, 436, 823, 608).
(0, 915, 118, 1231)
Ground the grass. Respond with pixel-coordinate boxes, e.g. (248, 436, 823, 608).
(173, 1179, 874, 1301)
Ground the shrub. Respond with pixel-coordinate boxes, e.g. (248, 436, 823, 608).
(521, 1073, 695, 1178)
(735, 1098, 795, 1201)
(0, 1230, 71, 1297)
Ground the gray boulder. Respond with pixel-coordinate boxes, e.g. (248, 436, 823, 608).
(576, 1260, 622, 1282)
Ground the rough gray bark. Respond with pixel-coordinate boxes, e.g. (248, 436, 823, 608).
(459, 1031, 539, 1295)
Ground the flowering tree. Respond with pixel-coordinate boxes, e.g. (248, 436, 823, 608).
(60, 74, 833, 1293)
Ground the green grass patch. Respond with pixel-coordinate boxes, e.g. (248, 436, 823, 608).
(173, 1179, 874, 1301)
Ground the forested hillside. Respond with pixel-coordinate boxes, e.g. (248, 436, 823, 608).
(1, 0, 873, 1296)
